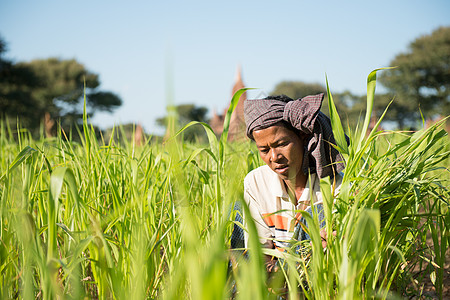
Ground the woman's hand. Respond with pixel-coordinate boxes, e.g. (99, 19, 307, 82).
(265, 257, 279, 273)
(319, 229, 337, 249)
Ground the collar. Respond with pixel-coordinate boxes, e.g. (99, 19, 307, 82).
(268, 168, 317, 203)
(268, 170, 289, 199)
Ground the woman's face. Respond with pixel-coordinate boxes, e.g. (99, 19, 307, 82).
(253, 124, 304, 182)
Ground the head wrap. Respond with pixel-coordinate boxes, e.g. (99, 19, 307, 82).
(244, 93, 347, 179)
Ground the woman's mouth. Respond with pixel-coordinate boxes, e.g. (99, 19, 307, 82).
(274, 165, 289, 175)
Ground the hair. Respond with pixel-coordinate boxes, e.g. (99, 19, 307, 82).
(263, 94, 293, 103)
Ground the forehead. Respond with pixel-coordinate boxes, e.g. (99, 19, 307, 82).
(252, 124, 298, 144)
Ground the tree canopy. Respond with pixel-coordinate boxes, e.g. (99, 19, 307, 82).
(157, 103, 209, 142)
(0, 42, 41, 129)
(272, 26, 450, 130)
(271, 81, 325, 99)
(380, 26, 450, 127)
(0, 37, 122, 136)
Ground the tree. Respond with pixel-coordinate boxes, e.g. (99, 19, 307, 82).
(0, 37, 41, 129)
(156, 104, 208, 142)
(271, 81, 325, 99)
(18, 58, 122, 129)
(379, 26, 450, 128)
(0, 37, 122, 136)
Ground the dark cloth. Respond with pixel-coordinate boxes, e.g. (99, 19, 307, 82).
(230, 201, 245, 249)
(244, 93, 346, 179)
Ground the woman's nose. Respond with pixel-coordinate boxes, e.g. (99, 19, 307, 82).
(270, 148, 280, 162)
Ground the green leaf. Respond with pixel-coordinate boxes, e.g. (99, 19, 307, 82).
(326, 77, 348, 154)
(172, 121, 219, 156)
(0, 146, 37, 182)
(430, 271, 436, 285)
(220, 88, 254, 146)
(357, 67, 395, 150)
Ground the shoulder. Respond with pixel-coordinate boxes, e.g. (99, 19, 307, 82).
(243, 165, 280, 210)
(244, 165, 275, 189)
(244, 165, 281, 201)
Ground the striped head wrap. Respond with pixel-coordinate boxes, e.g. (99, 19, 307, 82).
(244, 93, 347, 178)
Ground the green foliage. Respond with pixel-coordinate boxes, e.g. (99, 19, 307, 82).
(0, 77, 448, 300)
(272, 27, 450, 130)
(17, 58, 121, 127)
(0, 42, 41, 129)
(271, 81, 325, 99)
(0, 37, 122, 136)
(157, 103, 209, 142)
(322, 69, 449, 299)
(379, 26, 450, 128)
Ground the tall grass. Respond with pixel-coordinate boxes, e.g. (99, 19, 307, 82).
(0, 70, 448, 299)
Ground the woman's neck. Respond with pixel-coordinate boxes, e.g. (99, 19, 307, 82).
(284, 173, 307, 206)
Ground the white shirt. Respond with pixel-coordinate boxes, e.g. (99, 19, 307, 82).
(243, 165, 341, 249)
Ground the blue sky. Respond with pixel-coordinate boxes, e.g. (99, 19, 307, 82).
(1, 0, 449, 135)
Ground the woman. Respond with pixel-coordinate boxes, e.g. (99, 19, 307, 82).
(242, 93, 346, 254)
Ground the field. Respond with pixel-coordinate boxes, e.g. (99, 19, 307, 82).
(1, 71, 449, 299)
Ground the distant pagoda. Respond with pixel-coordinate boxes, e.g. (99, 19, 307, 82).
(210, 65, 247, 141)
